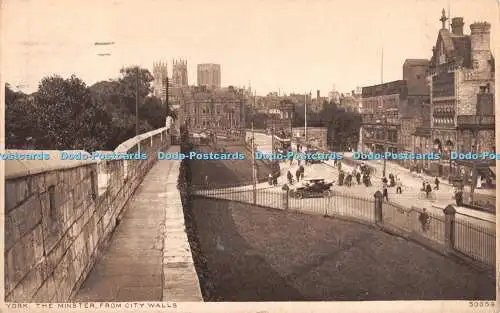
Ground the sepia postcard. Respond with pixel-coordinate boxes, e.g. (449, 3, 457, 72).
(1, 0, 498, 312)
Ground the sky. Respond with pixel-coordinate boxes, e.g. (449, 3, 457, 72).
(1, 0, 498, 96)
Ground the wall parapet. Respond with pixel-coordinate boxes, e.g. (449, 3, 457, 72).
(4, 127, 170, 302)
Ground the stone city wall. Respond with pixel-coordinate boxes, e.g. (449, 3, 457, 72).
(4, 128, 170, 302)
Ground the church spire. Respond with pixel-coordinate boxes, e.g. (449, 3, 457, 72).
(440, 9, 448, 29)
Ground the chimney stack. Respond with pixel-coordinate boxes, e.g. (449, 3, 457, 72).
(451, 17, 464, 35)
(317, 90, 320, 99)
(470, 22, 492, 72)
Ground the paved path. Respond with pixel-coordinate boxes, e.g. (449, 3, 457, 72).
(74, 146, 179, 302)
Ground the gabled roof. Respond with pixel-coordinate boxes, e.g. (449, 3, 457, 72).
(431, 28, 472, 68)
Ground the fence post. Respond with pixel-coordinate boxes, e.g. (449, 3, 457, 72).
(373, 190, 383, 224)
(282, 184, 289, 210)
(443, 204, 457, 251)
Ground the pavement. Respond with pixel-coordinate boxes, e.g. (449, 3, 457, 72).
(246, 133, 495, 228)
(74, 146, 179, 302)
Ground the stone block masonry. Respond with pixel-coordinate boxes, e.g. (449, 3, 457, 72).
(4, 128, 170, 302)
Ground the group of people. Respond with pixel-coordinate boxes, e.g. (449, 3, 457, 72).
(380, 174, 402, 201)
(285, 164, 305, 185)
(420, 177, 440, 199)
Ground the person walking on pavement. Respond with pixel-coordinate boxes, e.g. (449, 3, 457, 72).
(268, 173, 273, 186)
(382, 180, 389, 201)
(455, 186, 464, 206)
(396, 177, 403, 194)
(434, 177, 440, 190)
(299, 164, 305, 180)
(287, 170, 294, 185)
(419, 208, 430, 232)
(425, 182, 432, 199)
(295, 168, 301, 182)
(356, 171, 361, 185)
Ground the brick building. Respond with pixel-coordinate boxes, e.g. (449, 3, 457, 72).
(267, 101, 296, 137)
(359, 58, 430, 159)
(182, 86, 245, 137)
(293, 127, 329, 149)
(423, 11, 495, 184)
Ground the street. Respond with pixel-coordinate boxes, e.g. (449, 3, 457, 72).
(246, 132, 495, 230)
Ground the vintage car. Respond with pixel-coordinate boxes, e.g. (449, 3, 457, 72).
(289, 178, 333, 199)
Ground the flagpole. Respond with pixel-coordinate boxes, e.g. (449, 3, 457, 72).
(304, 93, 307, 143)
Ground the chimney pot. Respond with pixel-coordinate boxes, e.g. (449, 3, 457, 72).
(451, 17, 464, 35)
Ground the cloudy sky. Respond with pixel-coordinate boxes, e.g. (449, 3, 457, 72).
(1, 0, 497, 95)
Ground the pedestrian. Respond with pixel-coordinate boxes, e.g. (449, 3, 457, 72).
(422, 181, 426, 191)
(356, 171, 361, 185)
(205, 175, 209, 185)
(295, 168, 301, 182)
(396, 177, 403, 194)
(455, 186, 463, 206)
(273, 174, 278, 186)
(419, 208, 430, 232)
(434, 177, 440, 190)
(346, 174, 352, 187)
(287, 171, 293, 185)
(425, 182, 432, 199)
(338, 171, 345, 186)
(268, 173, 273, 186)
(382, 181, 389, 201)
(299, 165, 305, 179)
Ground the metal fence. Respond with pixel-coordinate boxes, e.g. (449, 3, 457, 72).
(191, 183, 495, 269)
(454, 217, 495, 266)
(382, 201, 446, 245)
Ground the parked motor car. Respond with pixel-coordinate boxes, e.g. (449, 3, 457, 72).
(289, 178, 333, 199)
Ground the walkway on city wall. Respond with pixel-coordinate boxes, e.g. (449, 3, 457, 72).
(73, 146, 179, 301)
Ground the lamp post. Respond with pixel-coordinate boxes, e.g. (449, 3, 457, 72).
(251, 91, 257, 204)
(135, 66, 140, 153)
(376, 115, 388, 177)
(446, 142, 453, 183)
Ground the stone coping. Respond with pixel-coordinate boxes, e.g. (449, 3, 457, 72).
(4, 127, 168, 180)
(115, 127, 168, 153)
(162, 161, 204, 302)
(5, 150, 96, 180)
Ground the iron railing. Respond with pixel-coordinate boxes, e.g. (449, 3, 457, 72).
(191, 183, 495, 269)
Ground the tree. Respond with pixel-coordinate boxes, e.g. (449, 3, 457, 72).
(35, 75, 110, 150)
(5, 84, 38, 148)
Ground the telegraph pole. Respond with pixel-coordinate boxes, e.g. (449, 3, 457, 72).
(304, 93, 307, 143)
(251, 91, 257, 204)
(136, 66, 140, 153)
(383, 116, 387, 178)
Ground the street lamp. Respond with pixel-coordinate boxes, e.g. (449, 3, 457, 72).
(376, 115, 388, 177)
(445, 141, 454, 183)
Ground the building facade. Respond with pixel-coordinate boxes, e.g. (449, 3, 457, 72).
(197, 64, 221, 89)
(292, 127, 328, 149)
(183, 86, 245, 137)
(425, 12, 495, 183)
(359, 80, 407, 154)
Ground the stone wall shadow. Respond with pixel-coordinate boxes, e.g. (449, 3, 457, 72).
(190, 198, 305, 301)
